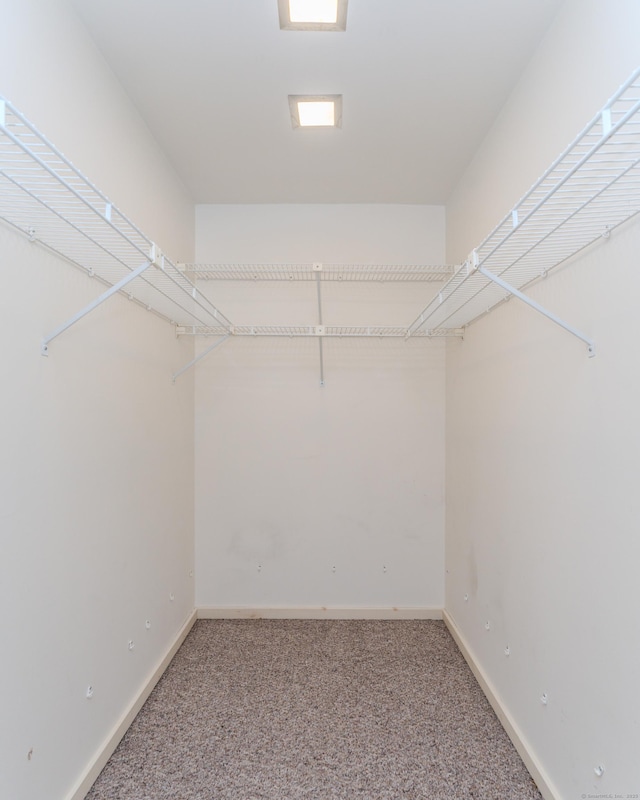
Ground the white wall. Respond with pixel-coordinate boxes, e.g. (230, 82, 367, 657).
(445, 2, 640, 797)
(195, 205, 446, 610)
(0, 2, 196, 799)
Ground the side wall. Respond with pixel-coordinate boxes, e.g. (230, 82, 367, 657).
(194, 204, 446, 612)
(0, 2, 196, 798)
(445, 1, 640, 798)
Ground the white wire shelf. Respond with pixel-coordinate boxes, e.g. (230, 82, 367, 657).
(410, 65, 640, 335)
(176, 325, 463, 338)
(183, 264, 453, 282)
(0, 97, 232, 330)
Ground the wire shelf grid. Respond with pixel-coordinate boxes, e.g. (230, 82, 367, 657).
(183, 264, 454, 282)
(176, 325, 463, 338)
(0, 98, 231, 330)
(410, 67, 640, 334)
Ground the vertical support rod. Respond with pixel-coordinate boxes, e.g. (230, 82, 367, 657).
(477, 266, 595, 356)
(41, 260, 152, 355)
(316, 272, 325, 386)
(172, 334, 230, 383)
(318, 339, 325, 387)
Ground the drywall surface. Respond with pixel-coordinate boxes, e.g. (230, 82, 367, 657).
(445, 2, 640, 797)
(0, 2, 195, 798)
(196, 204, 446, 265)
(195, 205, 446, 610)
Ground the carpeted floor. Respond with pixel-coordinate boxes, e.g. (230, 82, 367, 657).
(86, 620, 542, 800)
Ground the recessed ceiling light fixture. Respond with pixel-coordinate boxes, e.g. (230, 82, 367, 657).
(288, 95, 342, 129)
(278, 0, 348, 31)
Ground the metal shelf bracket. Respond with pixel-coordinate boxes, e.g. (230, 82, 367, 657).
(41, 260, 153, 356)
(471, 260, 595, 357)
(172, 334, 230, 383)
(149, 242, 164, 268)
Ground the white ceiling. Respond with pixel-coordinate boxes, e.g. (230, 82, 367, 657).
(71, 0, 563, 205)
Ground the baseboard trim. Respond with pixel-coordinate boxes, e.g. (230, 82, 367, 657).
(198, 606, 443, 620)
(443, 610, 560, 800)
(66, 609, 198, 800)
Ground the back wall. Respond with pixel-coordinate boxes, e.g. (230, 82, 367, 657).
(194, 204, 446, 612)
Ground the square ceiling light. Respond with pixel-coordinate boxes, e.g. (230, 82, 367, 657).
(289, 95, 342, 129)
(278, 0, 348, 31)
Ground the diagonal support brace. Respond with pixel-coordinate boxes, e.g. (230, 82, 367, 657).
(477, 265, 595, 357)
(41, 260, 153, 355)
(172, 334, 230, 383)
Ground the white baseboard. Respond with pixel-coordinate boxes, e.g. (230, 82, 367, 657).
(198, 606, 443, 620)
(443, 610, 560, 800)
(66, 609, 197, 800)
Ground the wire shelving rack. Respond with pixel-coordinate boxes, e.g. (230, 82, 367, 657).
(409, 65, 640, 348)
(183, 264, 453, 282)
(0, 97, 232, 338)
(176, 325, 461, 338)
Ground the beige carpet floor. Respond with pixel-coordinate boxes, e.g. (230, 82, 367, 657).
(86, 619, 542, 799)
